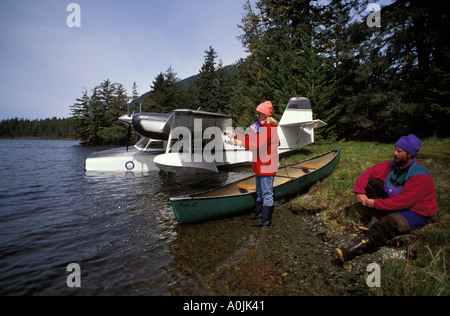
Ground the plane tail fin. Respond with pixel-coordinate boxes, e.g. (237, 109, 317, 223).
(278, 97, 327, 152)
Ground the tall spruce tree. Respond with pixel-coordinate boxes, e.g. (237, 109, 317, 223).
(216, 61, 234, 114)
(70, 89, 94, 143)
(197, 46, 219, 112)
(131, 82, 141, 112)
(142, 67, 186, 113)
(235, 0, 337, 134)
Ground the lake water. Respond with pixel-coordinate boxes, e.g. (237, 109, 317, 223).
(0, 139, 254, 296)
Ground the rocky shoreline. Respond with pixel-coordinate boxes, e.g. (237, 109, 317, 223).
(232, 205, 408, 296)
(170, 202, 410, 296)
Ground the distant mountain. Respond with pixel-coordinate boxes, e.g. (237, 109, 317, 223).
(177, 73, 198, 89)
(177, 64, 237, 89)
(133, 64, 236, 108)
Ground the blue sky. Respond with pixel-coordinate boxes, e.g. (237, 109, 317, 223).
(0, 1, 252, 120)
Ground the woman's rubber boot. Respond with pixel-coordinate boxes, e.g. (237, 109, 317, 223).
(253, 206, 273, 228)
(249, 201, 263, 220)
(335, 236, 374, 263)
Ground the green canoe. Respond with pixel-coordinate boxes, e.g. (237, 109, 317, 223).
(170, 148, 341, 223)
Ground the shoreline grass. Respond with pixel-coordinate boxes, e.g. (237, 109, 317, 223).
(281, 138, 449, 296)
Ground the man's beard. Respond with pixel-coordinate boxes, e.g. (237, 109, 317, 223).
(394, 155, 410, 167)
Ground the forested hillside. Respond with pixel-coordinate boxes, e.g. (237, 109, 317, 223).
(14, 0, 447, 145)
(231, 0, 449, 141)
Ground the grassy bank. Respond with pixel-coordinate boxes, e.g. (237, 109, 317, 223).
(281, 138, 449, 296)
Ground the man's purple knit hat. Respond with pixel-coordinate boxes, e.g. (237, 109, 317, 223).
(395, 134, 421, 156)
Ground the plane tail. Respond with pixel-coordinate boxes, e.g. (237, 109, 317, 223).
(278, 97, 327, 152)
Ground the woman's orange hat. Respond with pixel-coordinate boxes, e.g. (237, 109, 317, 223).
(256, 101, 273, 116)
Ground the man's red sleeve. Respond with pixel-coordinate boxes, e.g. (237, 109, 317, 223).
(354, 161, 391, 195)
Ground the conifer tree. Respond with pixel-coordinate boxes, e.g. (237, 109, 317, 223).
(131, 82, 141, 112)
(70, 89, 94, 143)
(143, 67, 186, 113)
(216, 61, 235, 114)
(197, 46, 219, 112)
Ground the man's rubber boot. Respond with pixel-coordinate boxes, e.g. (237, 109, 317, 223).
(249, 201, 263, 220)
(335, 236, 374, 263)
(358, 216, 379, 232)
(253, 206, 273, 228)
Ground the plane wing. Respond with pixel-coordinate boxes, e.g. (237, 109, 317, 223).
(162, 109, 232, 135)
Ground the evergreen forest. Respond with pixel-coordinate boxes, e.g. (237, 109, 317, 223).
(0, 117, 76, 140)
(3, 0, 448, 145)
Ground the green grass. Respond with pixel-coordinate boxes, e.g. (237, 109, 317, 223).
(282, 138, 449, 296)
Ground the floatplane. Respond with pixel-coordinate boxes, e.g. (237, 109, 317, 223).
(85, 97, 327, 173)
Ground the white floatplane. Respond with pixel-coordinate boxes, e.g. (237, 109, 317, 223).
(85, 97, 326, 173)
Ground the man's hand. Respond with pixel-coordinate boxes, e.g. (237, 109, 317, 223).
(365, 199, 375, 208)
(356, 194, 368, 204)
(356, 194, 375, 208)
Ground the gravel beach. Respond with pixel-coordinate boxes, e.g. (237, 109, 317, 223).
(169, 203, 410, 296)
(208, 205, 408, 296)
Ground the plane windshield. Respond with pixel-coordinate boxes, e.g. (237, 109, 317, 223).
(135, 138, 164, 151)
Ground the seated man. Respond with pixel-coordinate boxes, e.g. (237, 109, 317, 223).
(335, 135, 437, 263)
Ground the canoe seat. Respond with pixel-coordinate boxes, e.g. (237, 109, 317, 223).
(299, 164, 322, 170)
(238, 184, 256, 193)
(278, 178, 293, 185)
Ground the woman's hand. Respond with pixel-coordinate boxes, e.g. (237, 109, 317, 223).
(234, 139, 243, 147)
(226, 132, 236, 139)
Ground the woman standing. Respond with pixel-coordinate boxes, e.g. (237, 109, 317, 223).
(229, 101, 280, 227)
